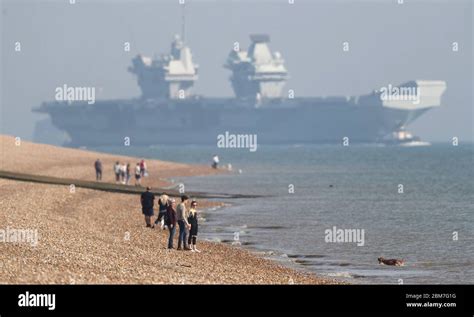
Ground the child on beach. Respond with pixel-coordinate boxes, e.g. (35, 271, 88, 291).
(187, 200, 200, 252)
(165, 199, 177, 249)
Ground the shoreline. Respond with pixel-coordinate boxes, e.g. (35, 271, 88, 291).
(0, 135, 341, 284)
(194, 200, 339, 283)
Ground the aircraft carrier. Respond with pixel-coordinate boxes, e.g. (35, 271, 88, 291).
(35, 33, 447, 147)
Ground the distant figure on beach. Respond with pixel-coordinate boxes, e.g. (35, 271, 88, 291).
(120, 163, 127, 184)
(94, 159, 102, 181)
(140, 187, 155, 228)
(176, 195, 191, 250)
(153, 192, 169, 229)
(187, 200, 200, 253)
(212, 154, 219, 169)
(135, 163, 141, 186)
(165, 199, 177, 249)
(125, 163, 131, 185)
(114, 161, 121, 183)
(140, 159, 147, 177)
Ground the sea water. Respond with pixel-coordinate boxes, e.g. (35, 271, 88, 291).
(94, 144, 474, 284)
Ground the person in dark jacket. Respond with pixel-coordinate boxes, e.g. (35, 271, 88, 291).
(187, 200, 200, 252)
(165, 199, 177, 249)
(140, 187, 155, 228)
(94, 159, 102, 181)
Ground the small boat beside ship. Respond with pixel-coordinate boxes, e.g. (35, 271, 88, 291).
(34, 27, 447, 147)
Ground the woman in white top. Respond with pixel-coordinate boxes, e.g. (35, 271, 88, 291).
(135, 163, 142, 186)
(120, 164, 127, 184)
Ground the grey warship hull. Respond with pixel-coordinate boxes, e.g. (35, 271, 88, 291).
(36, 95, 432, 147)
(34, 32, 447, 147)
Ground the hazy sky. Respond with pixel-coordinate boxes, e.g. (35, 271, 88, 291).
(1, 0, 473, 142)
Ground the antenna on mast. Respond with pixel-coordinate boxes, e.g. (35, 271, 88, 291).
(181, 1, 186, 43)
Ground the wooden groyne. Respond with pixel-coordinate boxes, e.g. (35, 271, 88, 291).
(0, 170, 264, 199)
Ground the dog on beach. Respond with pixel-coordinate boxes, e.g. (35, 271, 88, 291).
(378, 257, 404, 266)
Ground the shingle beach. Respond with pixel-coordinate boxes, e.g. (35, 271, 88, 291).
(0, 135, 339, 284)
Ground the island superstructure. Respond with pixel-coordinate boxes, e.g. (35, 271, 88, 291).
(129, 34, 198, 100)
(225, 34, 288, 100)
(35, 33, 447, 146)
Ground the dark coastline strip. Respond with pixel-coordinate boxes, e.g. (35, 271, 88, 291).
(0, 170, 265, 199)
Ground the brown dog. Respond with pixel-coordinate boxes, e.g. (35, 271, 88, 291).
(378, 257, 404, 266)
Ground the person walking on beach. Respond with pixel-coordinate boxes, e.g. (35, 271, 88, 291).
(140, 187, 155, 228)
(165, 199, 177, 249)
(187, 200, 200, 252)
(153, 192, 169, 229)
(176, 195, 191, 250)
(212, 154, 219, 169)
(114, 161, 121, 183)
(120, 163, 127, 184)
(140, 159, 147, 177)
(135, 163, 142, 186)
(94, 159, 102, 181)
(125, 163, 131, 185)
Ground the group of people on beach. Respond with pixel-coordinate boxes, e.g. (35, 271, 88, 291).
(115, 160, 148, 186)
(95, 154, 220, 185)
(141, 188, 200, 252)
(94, 158, 200, 250)
(113, 161, 131, 185)
(94, 159, 148, 186)
(93, 155, 220, 252)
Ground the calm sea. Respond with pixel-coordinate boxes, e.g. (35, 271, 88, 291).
(93, 144, 474, 284)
